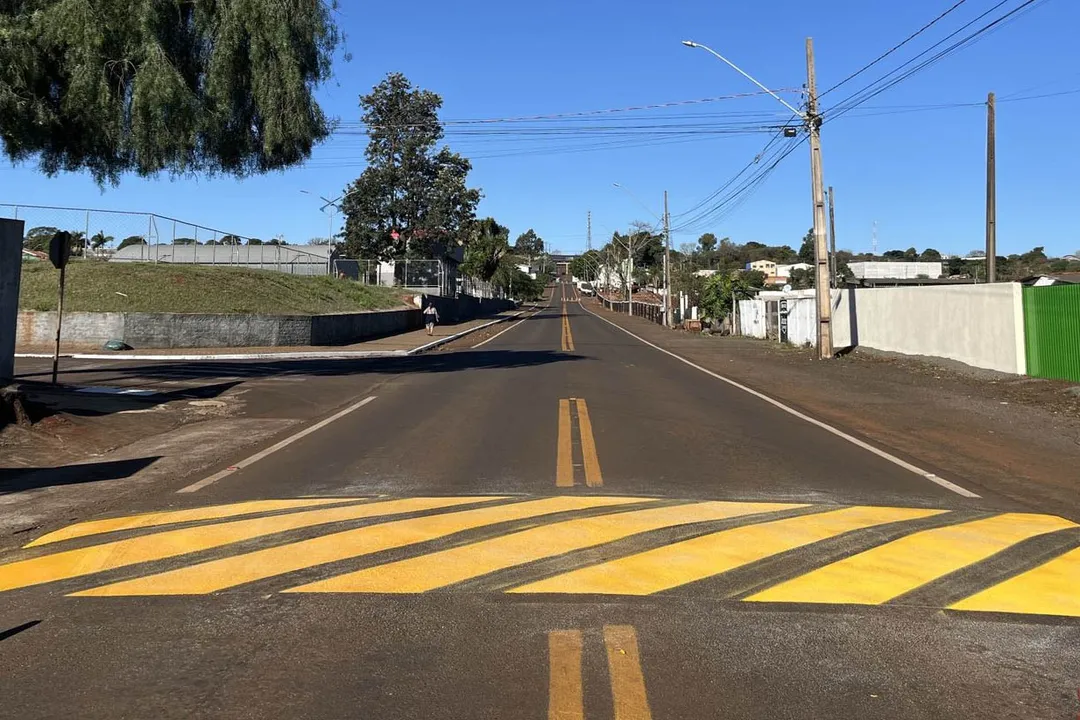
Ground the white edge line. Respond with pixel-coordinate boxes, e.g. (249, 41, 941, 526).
(176, 395, 378, 493)
(406, 308, 530, 355)
(471, 307, 543, 348)
(578, 300, 981, 499)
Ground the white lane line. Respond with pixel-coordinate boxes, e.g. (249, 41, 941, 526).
(176, 396, 378, 494)
(577, 301, 980, 499)
(471, 308, 542, 348)
(406, 308, 531, 355)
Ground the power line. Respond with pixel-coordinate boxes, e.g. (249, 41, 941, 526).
(826, 0, 1051, 121)
(820, 0, 973, 98)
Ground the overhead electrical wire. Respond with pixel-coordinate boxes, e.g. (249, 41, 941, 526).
(825, 0, 1051, 122)
(819, 0, 972, 98)
(661, 0, 1054, 236)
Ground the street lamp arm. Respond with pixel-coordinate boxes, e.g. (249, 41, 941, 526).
(682, 40, 806, 119)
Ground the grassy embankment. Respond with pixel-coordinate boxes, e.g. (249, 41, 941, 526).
(19, 262, 410, 314)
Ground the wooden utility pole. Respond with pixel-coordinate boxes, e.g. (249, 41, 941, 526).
(663, 190, 673, 328)
(986, 92, 997, 283)
(828, 186, 837, 288)
(806, 38, 832, 358)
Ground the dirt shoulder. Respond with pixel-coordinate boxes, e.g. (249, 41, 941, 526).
(584, 298, 1080, 520)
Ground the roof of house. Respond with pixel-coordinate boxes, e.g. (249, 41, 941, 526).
(1020, 273, 1080, 286)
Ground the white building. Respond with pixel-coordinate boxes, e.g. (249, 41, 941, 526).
(848, 261, 943, 280)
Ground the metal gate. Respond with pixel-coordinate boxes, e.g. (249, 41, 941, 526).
(1022, 284, 1080, 382)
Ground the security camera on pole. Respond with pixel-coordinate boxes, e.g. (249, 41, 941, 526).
(682, 38, 833, 358)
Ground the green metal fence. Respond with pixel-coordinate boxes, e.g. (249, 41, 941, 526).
(1022, 284, 1080, 382)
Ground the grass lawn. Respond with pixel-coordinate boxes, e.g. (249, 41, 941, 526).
(18, 261, 411, 314)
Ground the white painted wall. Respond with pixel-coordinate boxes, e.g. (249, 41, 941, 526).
(832, 283, 1026, 374)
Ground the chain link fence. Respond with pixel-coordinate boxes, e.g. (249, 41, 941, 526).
(3, 202, 329, 275)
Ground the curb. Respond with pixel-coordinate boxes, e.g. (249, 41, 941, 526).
(14, 308, 530, 363)
(15, 350, 407, 362)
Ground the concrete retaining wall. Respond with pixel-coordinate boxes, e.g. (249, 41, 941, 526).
(1, 219, 24, 380)
(15, 295, 515, 350)
(832, 283, 1027, 374)
(17, 312, 126, 349)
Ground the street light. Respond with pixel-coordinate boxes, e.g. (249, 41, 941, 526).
(301, 188, 363, 273)
(680, 41, 805, 119)
(682, 38, 832, 358)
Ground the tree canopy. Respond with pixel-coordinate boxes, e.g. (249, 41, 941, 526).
(460, 218, 510, 281)
(513, 229, 544, 259)
(340, 73, 481, 261)
(0, 0, 340, 184)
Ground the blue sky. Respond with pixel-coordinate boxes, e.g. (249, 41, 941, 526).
(3, 0, 1079, 257)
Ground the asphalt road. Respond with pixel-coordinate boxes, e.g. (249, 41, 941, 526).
(2, 282, 1078, 719)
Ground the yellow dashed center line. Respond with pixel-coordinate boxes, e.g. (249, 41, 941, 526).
(547, 630, 584, 720)
(604, 625, 653, 720)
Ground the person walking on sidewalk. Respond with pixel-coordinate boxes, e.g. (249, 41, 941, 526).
(423, 301, 440, 336)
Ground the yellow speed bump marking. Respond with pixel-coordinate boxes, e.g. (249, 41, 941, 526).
(950, 545, 1080, 617)
(604, 625, 653, 720)
(74, 497, 647, 596)
(25, 498, 349, 548)
(746, 512, 1077, 606)
(512, 505, 945, 595)
(548, 631, 584, 720)
(0, 497, 497, 593)
(288, 501, 803, 593)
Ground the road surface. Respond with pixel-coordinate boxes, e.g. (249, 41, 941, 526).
(2, 281, 1078, 719)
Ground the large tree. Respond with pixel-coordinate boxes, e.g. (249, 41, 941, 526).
(0, 0, 339, 184)
(340, 73, 481, 261)
(460, 218, 510, 281)
(513, 229, 544, 260)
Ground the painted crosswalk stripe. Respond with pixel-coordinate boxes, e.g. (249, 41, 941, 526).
(0, 497, 497, 593)
(25, 498, 350, 548)
(74, 497, 647, 596)
(949, 545, 1080, 617)
(285, 501, 804, 593)
(510, 506, 946, 595)
(745, 512, 1078, 606)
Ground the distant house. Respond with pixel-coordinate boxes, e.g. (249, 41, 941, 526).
(1021, 273, 1080, 287)
(1062, 254, 1080, 262)
(848, 261, 943, 280)
(774, 263, 812, 283)
(747, 259, 777, 276)
(22, 248, 47, 262)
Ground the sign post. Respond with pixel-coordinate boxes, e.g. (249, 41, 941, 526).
(49, 231, 72, 385)
(779, 298, 789, 344)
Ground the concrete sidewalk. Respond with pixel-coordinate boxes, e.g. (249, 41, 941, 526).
(15, 308, 526, 361)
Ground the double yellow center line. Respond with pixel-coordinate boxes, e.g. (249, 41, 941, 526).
(561, 302, 575, 351)
(558, 398, 603, 488)
(549, 625, 652, 720)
